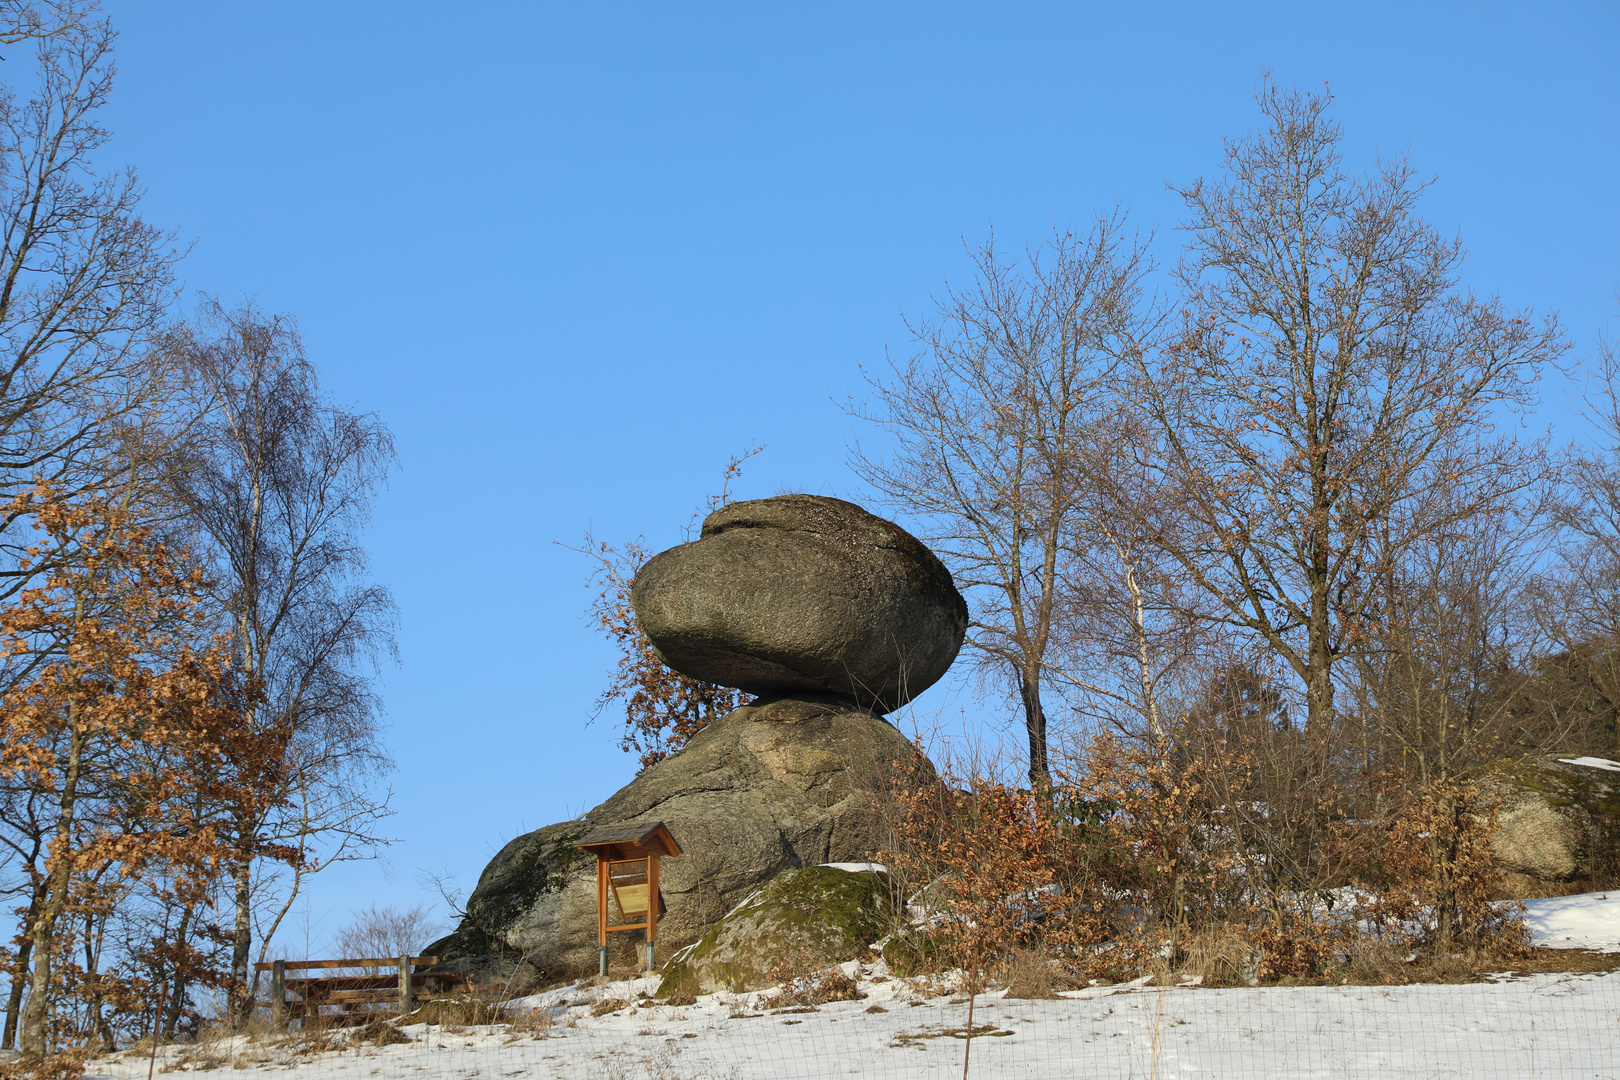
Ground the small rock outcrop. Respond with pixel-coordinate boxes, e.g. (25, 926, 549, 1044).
(1489, 756, 1620, 888)
(631, 495, 967, 713)
(427, 697, 932, 979)
(657, 864, 891, 996)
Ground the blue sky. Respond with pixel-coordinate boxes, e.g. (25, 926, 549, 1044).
(97, 1, 1619, 946)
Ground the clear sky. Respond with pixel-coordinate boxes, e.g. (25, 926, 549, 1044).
(96, 1, 1619, 948)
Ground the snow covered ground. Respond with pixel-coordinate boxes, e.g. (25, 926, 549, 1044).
(86, 892, 1620, 1080)
(1523, 890, 1620, 951)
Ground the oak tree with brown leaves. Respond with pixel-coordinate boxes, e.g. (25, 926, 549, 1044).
(0, 487, 286, 1060)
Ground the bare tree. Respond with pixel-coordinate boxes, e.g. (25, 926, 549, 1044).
(1114, 81, 1559, 739)
(853, 220, 1151, 785)
(1347, 482, 1554, 786)
(0, 3, 186, 591)
(0, 2, 92, 48)
(330, 904, 444, 962)
(1049, 414, 1209, 747)
(167, 298, 396, 1024)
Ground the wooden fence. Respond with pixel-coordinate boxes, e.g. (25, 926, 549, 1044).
(255, 956, 456, 1027)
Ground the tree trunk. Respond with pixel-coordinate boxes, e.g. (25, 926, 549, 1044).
(228, 855, 253, 1026)
(162, 905, 194, 1039)
(1306, 546, 1335, 735)
(83, 912, 115, 1052)
(21, 717, 84, 1059)
(1020, 671, 1050, 787)
(1, 881, 43, 1050)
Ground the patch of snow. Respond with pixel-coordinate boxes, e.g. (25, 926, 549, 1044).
(500, 979, 583, 1013)
(1522, 890, 1620, 951)
(1556, 755, 1620, 772)
(818, 861, 888, 873)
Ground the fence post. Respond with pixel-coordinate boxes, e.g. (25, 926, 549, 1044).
(270, 961, 285, 1030)
(398, 955, 413, 1018)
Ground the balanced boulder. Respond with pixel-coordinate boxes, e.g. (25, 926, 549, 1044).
(631, 494, 967, 713)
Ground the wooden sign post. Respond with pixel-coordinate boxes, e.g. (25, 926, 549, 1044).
(576, 821, 682, 977)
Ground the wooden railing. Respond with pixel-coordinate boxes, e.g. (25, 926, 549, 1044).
(253, 956, 458, 1027)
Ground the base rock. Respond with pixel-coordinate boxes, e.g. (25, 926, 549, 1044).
(425, 695, 931, 981)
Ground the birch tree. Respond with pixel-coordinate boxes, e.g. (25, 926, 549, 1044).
(167, 300, 395, 1024)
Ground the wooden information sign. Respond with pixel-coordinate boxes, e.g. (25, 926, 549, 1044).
(576, 821, 682, 976)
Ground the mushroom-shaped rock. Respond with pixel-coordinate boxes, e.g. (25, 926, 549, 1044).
(630, 495, 967, 712)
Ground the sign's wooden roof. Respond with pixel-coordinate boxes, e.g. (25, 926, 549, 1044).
(576, 820, 682, 859)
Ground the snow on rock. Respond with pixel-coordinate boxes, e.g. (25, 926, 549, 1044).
(1522, 889, 1620, 951)
(1557, 755, 1620, 772)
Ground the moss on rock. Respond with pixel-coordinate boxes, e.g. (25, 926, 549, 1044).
(658, 865, 891, 997)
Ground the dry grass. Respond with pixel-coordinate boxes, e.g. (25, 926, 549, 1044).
(352, 1018, 410, 1046)
(154, 1022, 243, 1074)
(408, 995, 505, 1026)
(999, 948, 1059, 999)
(1176, 927, 1262, 988)
(767, 967, 865, 1008)
(504, 1006, 557, 1040)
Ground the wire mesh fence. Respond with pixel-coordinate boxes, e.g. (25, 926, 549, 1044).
(83, 965, 1619, 1080)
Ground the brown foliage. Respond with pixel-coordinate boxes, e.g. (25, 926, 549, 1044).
(1347, 778, 1529, 956)
(880, 726, 1531, 999)
(1070, 734, 1237, 938)
(0, 1045, 88, 1080)
(883, 755, 1081, 982)
(766, 964, 863, 1009)
(880, 746, 1104, 1074)
(578, 449, 760, 769)
(0, 486, 288, 1057)
(581, 534, 741, 769)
